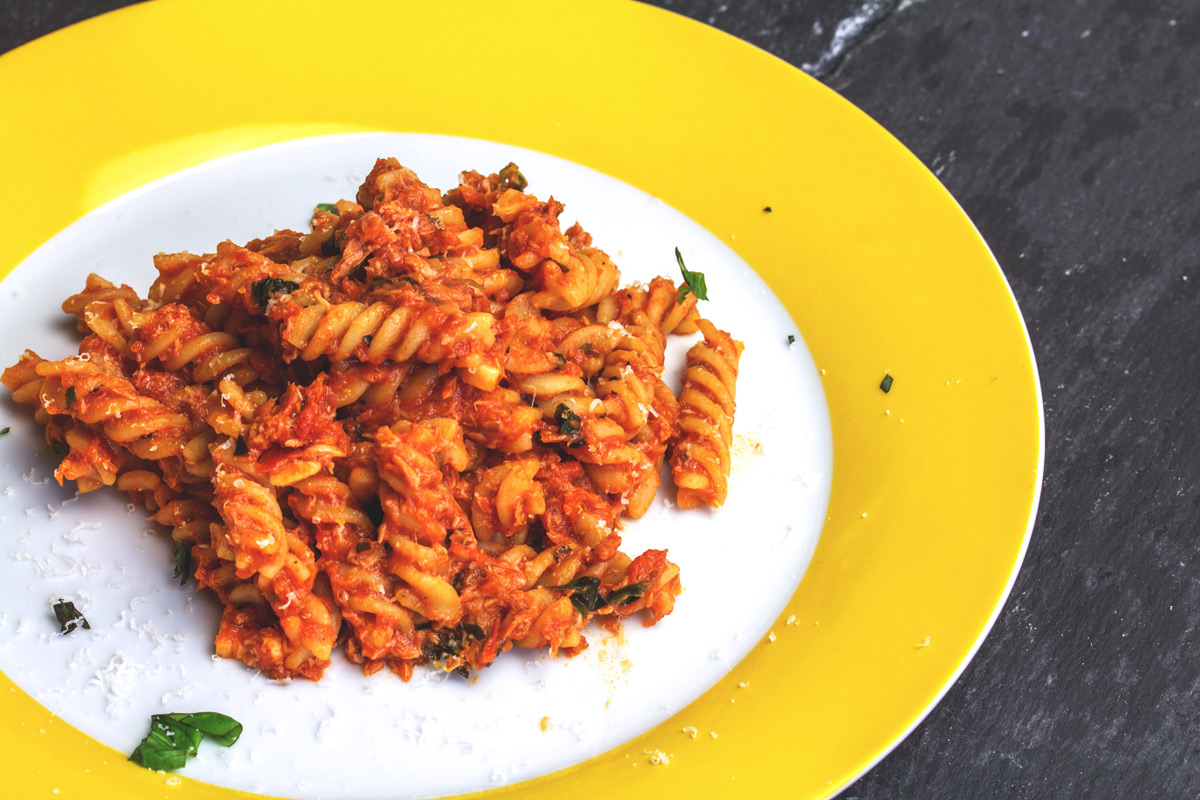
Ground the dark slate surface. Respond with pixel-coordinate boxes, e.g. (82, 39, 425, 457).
(3, 1, 1198, 797)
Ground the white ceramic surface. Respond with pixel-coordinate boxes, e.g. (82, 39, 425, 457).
(0, 133, 832, 800)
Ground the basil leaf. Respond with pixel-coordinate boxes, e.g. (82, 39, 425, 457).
(880, 374, 894, 393)
(172, 540, 192, 586)
(168, 712, 243, 747)
(315, 202, 339, 214)
(52, 599, 90, 634)
(250, 277, 300, 309)
(605, 582, 647, 607)
(547, 576, 604, 615)
(65, 386, 77, 406)
(129, 740, 189, 772)
(674, 248, 708, 303)
(151, 715, 203, 757)
(128, 711, 243, 772)
(0, 426, 10, 435)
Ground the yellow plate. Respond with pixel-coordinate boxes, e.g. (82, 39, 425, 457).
(0, 1, 1042, 798)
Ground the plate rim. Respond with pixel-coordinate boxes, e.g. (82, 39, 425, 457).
(0, 1, 1046, 798)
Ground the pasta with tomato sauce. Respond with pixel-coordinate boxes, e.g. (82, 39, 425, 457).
(2, 158, 742, 681)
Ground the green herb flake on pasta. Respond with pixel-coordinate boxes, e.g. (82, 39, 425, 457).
(554, 404, 583, 437)
(172, 540, 192, 586)
(250, 277, 300, 309)
(605, 582, 648, 606)
(548, 576, 604, 615)
(497, 163, 528, 191)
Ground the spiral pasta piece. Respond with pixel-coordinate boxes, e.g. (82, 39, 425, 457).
(593, 322, 666, 437)
(210, 442, 339, 667)
(470, 459, 546, 551)
(273, 286, 500, 389)
(670, 319, 744, 509)
(290, 473, 421, 664)
(2, 350, 48, 408)
(530, 246, 619, 312)
(129, 303, 259, 385)
(210, 446, 290, 581)
(599, 275, 701, 334)
(372, 421, 471, 627)
(34, 355, 190, 461)
(62, 273, 141, 319)
(55, 421, 123, 493)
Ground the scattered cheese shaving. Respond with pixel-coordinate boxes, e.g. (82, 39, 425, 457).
(645, 748, 672, 766)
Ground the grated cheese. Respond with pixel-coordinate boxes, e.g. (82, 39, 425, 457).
(645, 748, 672, 766)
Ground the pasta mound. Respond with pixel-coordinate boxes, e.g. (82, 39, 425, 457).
(3, 158, 742, 681)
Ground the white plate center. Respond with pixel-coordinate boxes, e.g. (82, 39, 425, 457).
(0, 133, 832, 799)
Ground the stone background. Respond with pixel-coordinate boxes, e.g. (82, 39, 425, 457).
(3, 1, 1198, 797)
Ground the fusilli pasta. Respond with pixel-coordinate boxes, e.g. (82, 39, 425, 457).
(3, 158, 744, 681)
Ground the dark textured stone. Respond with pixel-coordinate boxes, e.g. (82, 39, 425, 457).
(3, 1, 1198, 797)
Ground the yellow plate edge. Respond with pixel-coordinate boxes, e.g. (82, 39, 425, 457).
(0, 1, 1044, 798)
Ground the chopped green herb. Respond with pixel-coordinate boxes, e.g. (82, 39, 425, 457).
(548, 576, 604, 615)
(551, 352, 567, 366)
(605, 582, 647, 606)
(51, 441, 69, 458)
(64, 386, 77, 406)
(763, 206, 773, 213)
(128, 712, 242, 772)
(172, 540, 192, 586)
(880, 374, 894, 393)
(497, 163, 528, 192)
(674, 248, 708, 303)
(787, 335, 796, 346)
(250, 277, 300, 309)
(554, 404, 582, 437)
(52, 599, 90, 634)
(315, 202, 339, 214)
(0, 426, 9, 435)
(548, 577, 647, 614)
